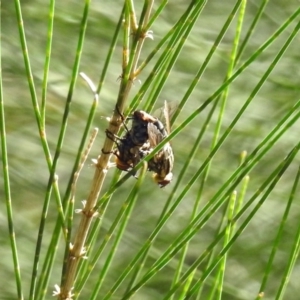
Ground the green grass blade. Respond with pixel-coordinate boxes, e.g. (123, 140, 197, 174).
(171, 2, 247, 297)
(187, 144, 300, 298)
(124, 1, 200, 112)
(213, 191, 237, 300)
(96, 5, 124, 95)
(13, 0, 41, 124)
(145, 0, 207, 113)
(41, 0, 55, 123)
(12, 3, 70, 296)
(236, 0, 269, 62)
(255, 169, 300, 298)
(273, 166, 300, 300)
(0, 19, 24, 300)
(31, 1, 92, 299)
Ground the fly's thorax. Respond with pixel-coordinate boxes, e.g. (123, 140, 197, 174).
(133, 110, 157, 122)
(130, 112, 150, 146)
(130, 127, 148, 146)
(130, 110, 168, 146)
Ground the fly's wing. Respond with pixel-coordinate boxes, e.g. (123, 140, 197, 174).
(147, 123, 164, 148)
(152, 101, 177, 134)
(148, 121, 174, 178)
(163, 101, 171, 135)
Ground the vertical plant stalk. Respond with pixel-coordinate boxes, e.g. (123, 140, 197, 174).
(41, 0, 55, 123)
(58, 1, 155, 299)
(0, 7, 24, 298)
(67, 127, 99, 261)
(12, 0, 69, 299)
(36, 74, 99, 300)
(37, 0, 112, 288)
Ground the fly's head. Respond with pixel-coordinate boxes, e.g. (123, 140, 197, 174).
(153, 172, 173, 188)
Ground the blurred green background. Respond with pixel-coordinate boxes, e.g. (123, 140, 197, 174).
(1, 1, 300, 299)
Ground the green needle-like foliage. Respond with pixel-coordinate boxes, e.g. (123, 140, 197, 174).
(2, 1, 300, 300)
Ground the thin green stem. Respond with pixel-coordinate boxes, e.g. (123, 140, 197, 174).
(41, 0, 55, 123)
(171, 3, 247, 298)
(146, 0, 168, 29)
(0, 10, 24, 298)
(96, 5, 124, 95)
(134, 0, 201, 78)
(178, 144, 300, 299)
(214, 191, 236, 300)
(275, 165, 300, 299)
(14, 0, 66, 239)
(236, 0, 269, 62)
(259, 166, 300, 300)
(122, 2, 130, 74)
(145, 0, 206, 113)
(30, 1, 91, 299)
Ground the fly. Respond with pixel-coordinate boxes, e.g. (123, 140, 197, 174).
(105, 102, 175, 187)
(130, 102, 175, 187)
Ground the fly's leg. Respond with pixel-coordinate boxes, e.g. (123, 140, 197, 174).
(105, 129, 120, 142)
(102, 129, 119, 155)
(115, 105, 130, 133)
(105, 129, 125, 150)
(101, 130, 121, 169)
(101, 147, 122, 162)
(103, 129, 124, 161)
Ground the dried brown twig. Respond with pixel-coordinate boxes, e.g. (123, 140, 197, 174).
(57, 2, 155, 299)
